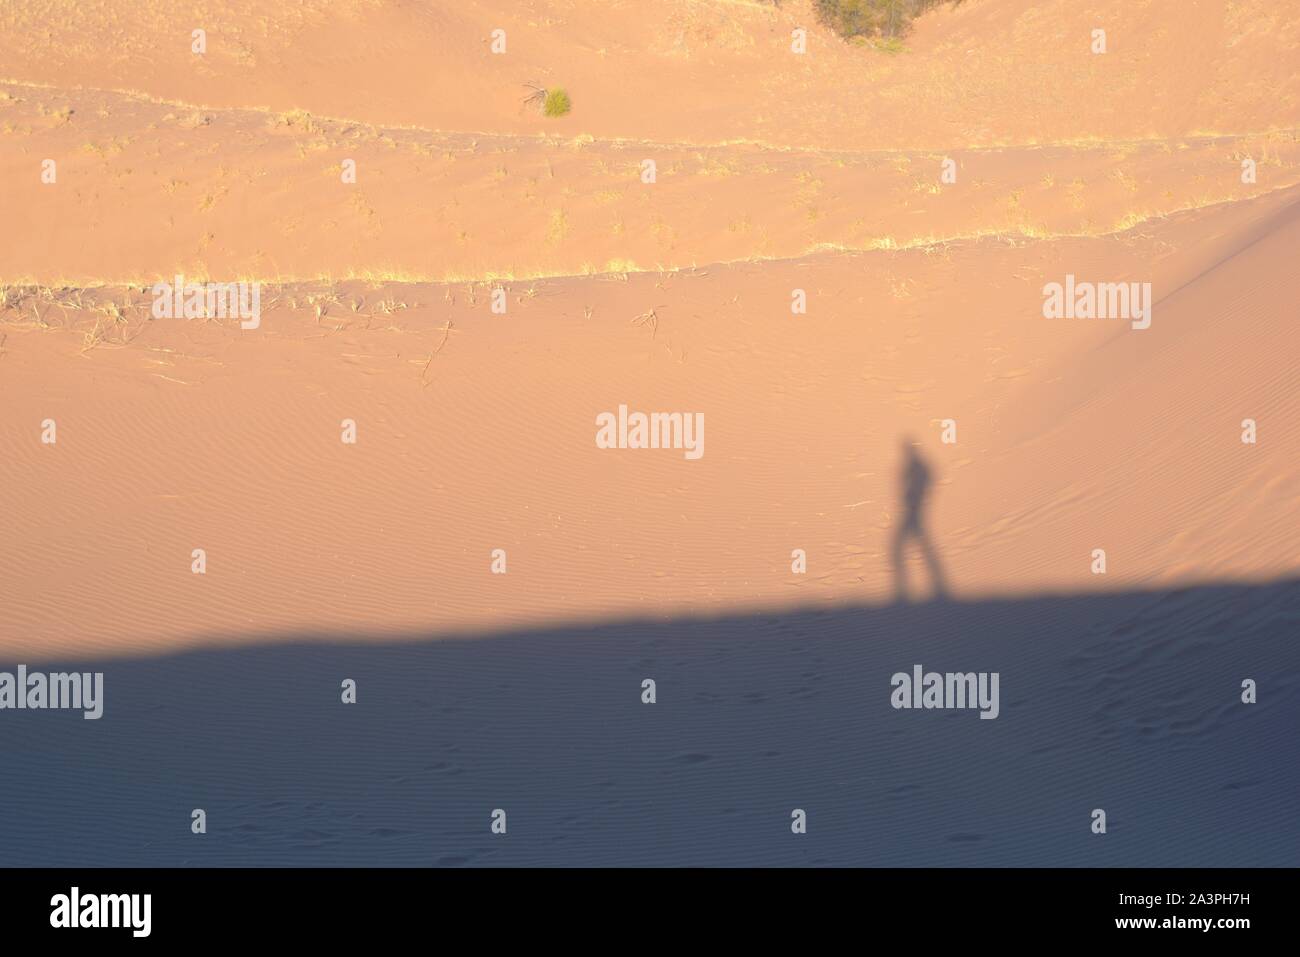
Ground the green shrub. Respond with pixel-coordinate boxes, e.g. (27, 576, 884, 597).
(814, 0, 880, 39)
(814, 0, 961, 41)
(543, 88, 571, 118)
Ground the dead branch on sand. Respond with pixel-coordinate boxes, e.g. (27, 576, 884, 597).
(420, 319, 454, 387)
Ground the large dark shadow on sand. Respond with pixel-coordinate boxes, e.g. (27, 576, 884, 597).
(2, 578, 1297, 867)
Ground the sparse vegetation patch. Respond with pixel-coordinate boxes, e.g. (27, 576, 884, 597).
(522, 84, 572, 118)
(814, 0, 963, 41)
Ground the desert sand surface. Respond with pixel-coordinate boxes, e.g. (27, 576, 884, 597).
(0, 0, 1297, 866)
(3, 581, 1296, 866)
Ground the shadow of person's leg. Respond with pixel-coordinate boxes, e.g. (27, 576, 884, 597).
(917, 526, 948, 600)
(890, 524, 910, 603)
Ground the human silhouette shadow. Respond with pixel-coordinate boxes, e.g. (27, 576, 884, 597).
(890, 438, 948, 602)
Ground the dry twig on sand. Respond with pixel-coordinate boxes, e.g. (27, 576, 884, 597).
(521, 83, 547, 113)
(631, 307, 663, 338)
(420, 319, 454, 387)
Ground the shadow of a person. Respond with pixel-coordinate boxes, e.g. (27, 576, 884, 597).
(890, 437, 948, 602)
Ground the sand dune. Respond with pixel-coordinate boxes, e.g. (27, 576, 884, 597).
(1, 0, 1295, 659)
(2, 77, 1298, 286)
(2, 0, 1297, 147)
(2, 184, 1296, 656)
(0, 0, 1297, 867)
